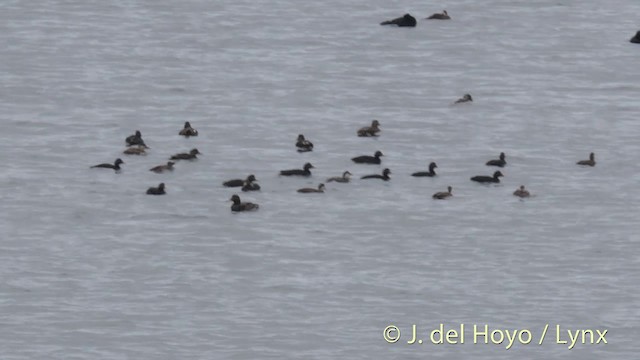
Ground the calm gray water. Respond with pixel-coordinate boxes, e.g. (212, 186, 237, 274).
(1, 0, 639, 359)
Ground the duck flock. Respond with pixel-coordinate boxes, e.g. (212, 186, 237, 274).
(90, 114, 596, 212)
(89, 9, 636, 212)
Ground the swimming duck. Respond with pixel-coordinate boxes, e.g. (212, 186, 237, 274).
(352, 151, 384, 164)
(126, 130, 147, 147)
(241, 181, 261, 192)
(454, 94, 473, 104)
(412, 162, 437, 177)
(170, 148, 200, 160)
(361, 168, 391, 181)
(327, 171, 352, 183)
(179, 121, 199, 137)
(230, 194, 259, 212)
(380, 13, 417, 27)
(123, 145, 147, 155)
(426, 10, 450, 20)
(357, 120, 381, 137)
(630, 31, 640, 43)
(486, 152, 506, 167)
(296, 134, 314, 152)
(471, 170, 503, 183)
(149, 161, 175, 173)
(433, 186, 453, 199)
(280, 162, 314, 176)
(513, 185, 530, 198)
(223, 175, 257, 188)
(146, 183, 166, 195)
(576, 152, 595, 166)
(297, 183, 325, 193)
(91, 158, 124, 172)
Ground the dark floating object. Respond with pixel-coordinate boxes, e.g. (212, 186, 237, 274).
(91, 158, 124, 172)
(471, 170, 504, 183)
(230, 194, 259, 212)
(380, 13, 417, 27)
(426, 10, 450, 20)
(126, 130, 148, 148)
(327, 171, 352, 183)
(576, 152, 595, 167)
(630, 31, 640, 43)
(179, 122, 198, 137)
(223, 174, 257, 188)
(454, 94, 473, 104)
(146, 183, 166, 195)
(433, 186, 453, 200)
(297, 183, 325, 193)
(357, 120, 381, 137)
(280, 162, 314, 177)
(149, 161, 175, 173)
(170, 148, 200, 160)
(486, 152, 507, 167)
(412, 162, 438, 177)
(361, 168, 391, 181)
(513, 185, 530, 198)
(123, 146, 147, 155)
(352, 150, 384, 164)
(296, 134, 314, 152)
(242, 181, 261, 192)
